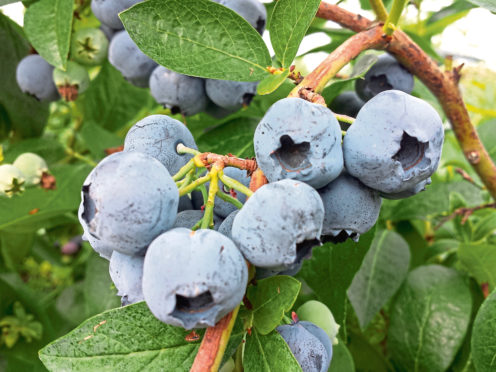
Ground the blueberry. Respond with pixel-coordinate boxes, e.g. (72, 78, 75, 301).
(99, 24, 116, 41)
(213, 167, 250, 218)
(343, 90, 443, 194)
(355, 54, 413, 102)
(78, 202, 114, 260)
(0, 164, 25, 197)
(380, 178, 431, 199)
(232, 179, 324, 271)
(178, 195, 193, 212)
(173, 210, 223, 230)
(277, 320, 332, 372)
(254, 97, 343, 189)
(149, 66, 208, 116)
(12, 152, 48, 186)
(124, 114, 198, 176)
(213, 0, 267, 34)
(329, 91, 364, 118)
(142, 228, 248, 329)
(78, 151, 178, 256)
(297, 301, 340, 344)
(217, 210, 239, 239)
(53, 61, 90, 101)
(319, 172, 381, 242)
(109, 251, 144, 306)
(255, 261, 303, 280)
(91, 0, 142, 30)
(16, 55, 59, 102)
(108, 30, 157, 88)
(205, 79, 257, 111)
(71, 28, 109, 66)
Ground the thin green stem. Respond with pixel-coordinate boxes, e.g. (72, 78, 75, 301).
(65, 148, 97, 166)
(172, 159, 196, 181)
(176, 143, 201, 156)
(216, 190, 243, 209)
(335, 113, 355, 124)
(369, 0, 388, 21)
(383, 0, 408, 35)
(219, 172, 254, 198)
(179, 174, 211, 196)
(201, 168, 219, 229)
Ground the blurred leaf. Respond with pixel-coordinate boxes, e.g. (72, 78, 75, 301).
(23, 0, 73, 69)
(0, 13, 49, 139)
(388, 265, 472, 372)
(0, 232, 34, 271)
(39, 302, 203, 371)
(246, 276, 301, 335)
(2, 138, 65, 165)
(270, 0, 321, 67)
(466, 0, 496, 12)
(80, 62, 156, 132)
(471, 289, 496, 372)
(0, 164, 91, 233)
(472, 212, 496, 241)
(422, 1, 475, 37)
(458, 243, 496, 291)
(348, 230, 411, 330)
(460, 66, 496, 125)
(55, 282, 87, 326)
(257, 70, 290, 95)
(328, 341, 355, 372)
(243, 329, 302, 372)
(299, 227, 376, 330)
(83, 254, 120, 317)
(80, 122, 123, 160)
(121, 0, 271, 81)
(322, 53, 378, 103)
(348, 331, 391, 372)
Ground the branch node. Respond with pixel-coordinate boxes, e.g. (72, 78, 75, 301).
(467, 151, 481, 164)
(297, 88, 327, 106)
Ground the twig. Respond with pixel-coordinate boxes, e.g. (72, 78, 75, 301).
(435, 203, 496, 230)
(455, 168, 484, 190)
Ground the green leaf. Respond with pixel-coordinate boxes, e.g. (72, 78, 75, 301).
(257, 69, 290, 95)
(472, 213, 496, 241)
(269, 0, 321, 67)
(120, 0, 271, 81)
(299, 227, 376, 329)
(2, 138, 65, 165)
(39, 302, 203, 371)
(322, 53, 378, 103)
(196, 117, 258, 157)
(246, 276, 301, 335)
(471, 289, 496, 372)
(243, 329, 302, 372)
(23, 0, 73, 69)
(80, 122, 123, 160)
(347, 230, 411, 330)
(83, 254, 120, 316)
(80, 62, 157, 132)
(388, 265, 472, 372)
(328, 341, 355, 372)
(422, 0, 475, 37)
(466, 0, 496, 12)
(0, 164, 91, 233)
(0, 231, 34, 271)
(0, 13, 49, 139)
(458, 243, 496, 291)
(347, 331, 391, 372)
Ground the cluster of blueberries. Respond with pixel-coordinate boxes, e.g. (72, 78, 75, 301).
(16, 0, 267, 120)
(78, 83, 443, 371)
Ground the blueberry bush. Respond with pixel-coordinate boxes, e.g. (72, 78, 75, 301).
(0, 0, 496, 371)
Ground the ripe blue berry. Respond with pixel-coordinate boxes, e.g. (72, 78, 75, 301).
(254, 98, 343, 189)
(91, 0, 142, 30)
(355, 54, 413, 102)
(108, 30, 157, 87)
(78, 151, 178, 256)
(142, 228, 247, 329)
(213, 0, 267, 34)
(149, 66, 208, 116)
(173, 210, 223, 230)
(16, 55, 59, 102)
(329, 91, 364, 119)
(109, 251, 144, 306)
(319, 172, 381, 242)
(124, 114, 197, 175)
(232, 179, 324, 271)
(343, 90, 443, 194)
(205, 80, 257, 111)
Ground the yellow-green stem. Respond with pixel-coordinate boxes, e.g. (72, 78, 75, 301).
(179, 174, 211, 197)
(173, 159, 196, 181)
(383, 0, 408, 35)
(219, 172, 254, 198)
(216, 190, 243, 209)
(369, 0, 388, 21)
(201, 167, 219, 229)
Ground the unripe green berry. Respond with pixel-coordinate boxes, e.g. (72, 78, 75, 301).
(0, 164, 25, 197)
(13, 152, 48, 186)
(71, 28, 109, 66)
(53, 61, 90, 101)
(296, 300, 340, 344)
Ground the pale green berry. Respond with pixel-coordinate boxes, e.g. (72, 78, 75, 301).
(296, 300, 340, 344)
(53, 61, 90, 101)
(0, 164, 25, 197)
(71, 28, 109, 66)
(13, 152, 48, 186)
